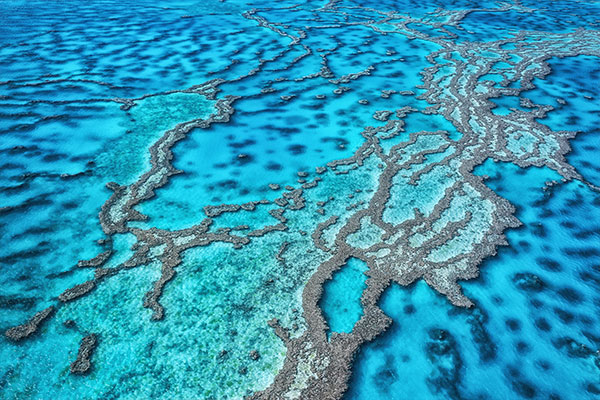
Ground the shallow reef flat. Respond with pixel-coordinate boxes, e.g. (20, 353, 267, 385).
(0, 0, 599, 399)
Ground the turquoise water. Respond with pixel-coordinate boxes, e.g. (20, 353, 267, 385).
(1, 0, 599, 399)
(320, 258, 369, 335)
(346, 162, 600, 399)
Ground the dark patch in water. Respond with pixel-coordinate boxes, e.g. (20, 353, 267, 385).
(505, 318, 521, 331)
(0, 295, 38, 311)
(288, 144, 306, 155)
(403, 304, 415, 314)
(516, 341, 530, 354)
(536, 257, 562, 272)
(265, 162, 283, 171)
(563, 247, 600, 258)
(553, 308, 575, 324)
(534, 318, 551, 332)
(557, 287, 583, 304)
(229, 139, 256, 149)
(235, 153, 254, 165)
(512, 273, 546, 292)
(507, 366, 537, 399)
(216, 180, 238, 189)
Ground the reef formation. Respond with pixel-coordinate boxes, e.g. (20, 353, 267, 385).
(1, 0, 599, 399)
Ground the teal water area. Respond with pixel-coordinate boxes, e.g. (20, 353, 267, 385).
(320, 258, 369, 335)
